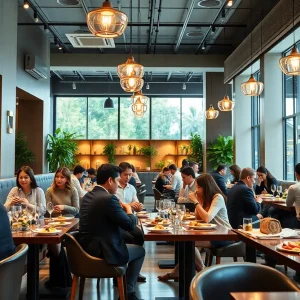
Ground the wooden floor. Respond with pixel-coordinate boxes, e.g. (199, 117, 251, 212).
(19, 196, 300, 300)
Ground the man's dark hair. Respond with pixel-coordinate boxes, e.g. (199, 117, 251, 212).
(181, 159, 189, 168)
(295, 163, 300, 176)
(169, 164, 177, 171)
(162, 167, 170, 172)
(87, 168, 96, 176)
(119, 162, 132, 173)
(73, 165, 85, 175)
(189, 161, 198, 168)
(216, 164, 226, 172)
(131, 164, 136, 172)
(181, 167, 195, 179)
(97, 164, 122, 185)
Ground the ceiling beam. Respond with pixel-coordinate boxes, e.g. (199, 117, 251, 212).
(52, 70, 63, 80)
(118, 0, 128, 52)
(167, 72, 172, 81)
(146, 0, 155, 54)
(77, 71, 85, 81)
(108, 72, 114, 81)
(80, 0, 91, 14)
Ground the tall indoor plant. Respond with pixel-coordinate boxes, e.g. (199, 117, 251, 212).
(103, 143, 116, 164)
(206, 135, 233, 170)
(188, 133, 203, 171)
(141, 146, 158, 170)
(15, 132, 36, 171)
(46, 128, 79, 172)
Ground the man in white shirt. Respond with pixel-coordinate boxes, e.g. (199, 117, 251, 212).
(178, 167, 196, 203)
(189, 161, 200, 177)
(164, 164, 183, 200)
(286, 163, 300, 220)
(71, 165, 87, 199)
(115, 162, 143, 212)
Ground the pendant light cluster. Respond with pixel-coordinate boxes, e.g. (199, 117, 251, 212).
(205, 94, 235, 120)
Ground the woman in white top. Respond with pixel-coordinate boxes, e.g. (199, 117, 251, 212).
(158, 173, 231, 281)
(5, 166, 46, 216)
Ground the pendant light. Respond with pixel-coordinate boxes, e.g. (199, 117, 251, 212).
(104, 80, 115, 109)
(87, 0, 128, 38)
(205, 105, 219, 119)
(117, 0, 144, 92)
(279, 0, 300, 75)
(131, 91, 148, 117)
(218, 95, 235, 111)
(241, 0, 264, 96)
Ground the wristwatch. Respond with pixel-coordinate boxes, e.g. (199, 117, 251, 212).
(194, 202, 200, 207)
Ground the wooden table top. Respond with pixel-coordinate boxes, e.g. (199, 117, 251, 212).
(230, 292, 300, 300)
(262, 200, 295, 211)
(140, 219, 238, 242)
(233, 229, 300, 270)
(12, 218, 79, 244)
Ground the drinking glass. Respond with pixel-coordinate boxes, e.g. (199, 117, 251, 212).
(13, 206, 22, 232)
(163, 200, 171, 219)
(155, 200, 163, 217)
(277, 185, 282, 197)
(47, 202, 54, 221)
(176, 204, 186, 227)
(243, 218, 253, 231)
(270, 184, 277, 197)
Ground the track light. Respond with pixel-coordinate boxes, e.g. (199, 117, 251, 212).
(23, 1, 29, 9)
(227, 0, 233, 7)
(146, 82, 150, 90)
(201, 42, 206, 50)
(72, 82, 76, 90)
(211, 26, 216, 35)
(182, 83, 186, 90)
(34, 11, 39, 23)
(220, 10, 226, 22)
(44, 25, 49, 34)
(58, 44, 62, 50)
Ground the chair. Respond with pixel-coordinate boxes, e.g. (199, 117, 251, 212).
(137, 190, 146, 204)
(189, 262, 300, 300)
(64, 232, 127, 300)
(0, 244, 28, 300)
(137, 183, 146, 194)
(204, 241, 245, 266)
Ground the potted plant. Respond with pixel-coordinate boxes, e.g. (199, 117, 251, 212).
(133, 145, 137, 155)
(188, 133, 203, 171)
(103, 143, 116, 164)
(46, 128, 79, 172)
(140, 146, 158, 170)
(206, 135, 233, 170)
(185, 146, 189, 155)
(127, 144, 132, 155)
(15, 132, 36, 171)
(155, 160, 165, 170)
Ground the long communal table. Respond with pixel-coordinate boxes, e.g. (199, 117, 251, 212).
(12, 218, 79, 300)
(141, 219, 238, 300)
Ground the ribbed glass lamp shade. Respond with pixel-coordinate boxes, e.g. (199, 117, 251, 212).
(103, 97, 114, 109)
(117, 55, 144, 79)
(120, 77, 144, 93)
(87, 0, 128, 38)
(132, 97, 147, 118)
(218, 95, 235, 111)
(241, 75, 264, 96)
(131, 91, 148, 104)
(279, 45, 300, 75)
(205, 105, 219, 119)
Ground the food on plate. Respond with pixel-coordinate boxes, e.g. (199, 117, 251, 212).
(162, 219, 169, 224)
(41, 226, 56, 233)
(281, 242, 300, 252)
(150, 219, 158, 225)
(260, 217, 282, 234)
(56, 216, 66, 221)
(155, 216, 163, 222)
(189, 221, 197, 226)
(154, 225, 165, 230)
(282, 190, 288, 199)
(263, 194, 272, 197)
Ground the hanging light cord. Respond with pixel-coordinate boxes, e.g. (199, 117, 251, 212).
(293, 0, 295, 45)
(250, 0, 253, 75)
(130, 0, 133, 55)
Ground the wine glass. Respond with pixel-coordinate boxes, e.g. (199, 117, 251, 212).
(163, 200, 171, 219)
(270, 184, 277, 197)
(155, 200, 163, 217)
(176, 204, 186, 227)
(13, 206, 22, 232)
(277, 185, 282, 197)
(47, 202, 54, 221)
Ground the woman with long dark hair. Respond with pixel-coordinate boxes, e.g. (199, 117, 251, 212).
(255, 166, 278, 195)
(229, 164, 241, 184)
(158, 174, 231, 281)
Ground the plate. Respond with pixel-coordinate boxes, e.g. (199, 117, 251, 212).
(52, 216, 74, 221)
(48, 222, 72, 227)
(183, 215, 196, 220)
(136, 213, 150, 218)
(188, 223, 217, 230)
(145, 221, 171, 227)
(32, 228, 62, 235)
(276, 242, 300, 253)
(147, 227, 172, 233)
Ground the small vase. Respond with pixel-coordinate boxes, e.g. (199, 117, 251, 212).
(146, 167, 150, 171)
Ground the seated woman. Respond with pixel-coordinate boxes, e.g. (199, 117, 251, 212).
(158, 174, 231, 281)
(5, 166, 46, 216)
(131, 164, 141, 185)
(155, 167, 171, 193)
(229, 164, 241, 184)
(45, 167, 79, 288)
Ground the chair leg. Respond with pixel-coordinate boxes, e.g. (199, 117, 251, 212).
(208, 253, 213, 266)
(204, 252, 209, 267)
(216, 257, 221, 264)
(97, 278, 100, 290)
(70, 275, 78, 300)
(79, 277, 85, 300)
(117, 276, 126, 300)
(284, 265, 288, 273)
(233, 257, 238, 262)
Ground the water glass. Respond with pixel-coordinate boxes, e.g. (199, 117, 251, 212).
(243, 218, 253, 231)
(176, 204, 186, 227)
(277, 186, 282, 197)
(155, 200, 164, 217)
(47, 201, 54, 221)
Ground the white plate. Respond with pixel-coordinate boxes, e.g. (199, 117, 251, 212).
(52, 216, 74, 221)
(276, 243, 300, 253)
(136, 213, 150, 218)
(183, 215, 196, 220)
(145, 221, 171, 227)
(147, 227, 172, 233)
(48, 222, 72, 227)
(32, 228, 62, 235)
(189, 223, 217, 230)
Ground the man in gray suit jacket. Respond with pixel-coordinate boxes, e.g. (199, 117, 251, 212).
(79, 164, 145, 300)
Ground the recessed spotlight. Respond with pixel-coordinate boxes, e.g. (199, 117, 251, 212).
(34, 11, 39, 23)
(202, 42, 206, 50)
(227, 0, 233, 7)
(220, 10, 226, 22)
(23, 1, 29, 9)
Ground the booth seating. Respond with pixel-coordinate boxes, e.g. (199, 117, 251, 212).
(277, 180, 296, 191)
(137, 172, 159, 196)
(0, 173, 54, 205)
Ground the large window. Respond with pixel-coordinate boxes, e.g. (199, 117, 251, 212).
(251, 73, 261, 170)
(55, 96, 204, 140)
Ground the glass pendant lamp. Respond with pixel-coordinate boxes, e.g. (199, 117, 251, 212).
(218, 95, 235, 111)
(132, 96, 147, 118)
(205, 105, 219, 119)
(87, 0, 128, 38)
(131, 90, 148, 104)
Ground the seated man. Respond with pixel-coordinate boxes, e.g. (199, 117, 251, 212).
(177, 167, 196, 203)
(86, 168, 97, 183)
(71, 165, 87, 199)
(0, 202, 15, 261)
(189, 161, 200, 177)
(227, 167, 262, 229)
(211, 164, 228, 195)
(79, 164, 145, 300)
(164, 164, 183, 200)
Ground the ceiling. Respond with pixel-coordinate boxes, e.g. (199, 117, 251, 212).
(18, 0, 280, 83)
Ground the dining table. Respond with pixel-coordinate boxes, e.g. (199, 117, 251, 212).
(12, 218, 79, 300)
(262, 199, 295, 212)
(230, 292, 300, 300)
(140, 215, 238, 300)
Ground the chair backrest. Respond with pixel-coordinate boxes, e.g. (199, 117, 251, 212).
(190, 262, 300, 300)
(0, 244, 28, 300)
(64, 232, 126, 278)
(153, 188, 163, 200)
(137, 184, 146, 193)
(137, 190, 146, 204)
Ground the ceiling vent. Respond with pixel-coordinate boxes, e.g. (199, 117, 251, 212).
(197, 0, 221, 8)
(57, 0, 81, 5)
(186, 31, 205, 38)
(66, 33, 115, 48)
